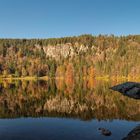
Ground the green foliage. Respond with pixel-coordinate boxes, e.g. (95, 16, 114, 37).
(15, 70, 20, 77)
(22, 68, 28, 77)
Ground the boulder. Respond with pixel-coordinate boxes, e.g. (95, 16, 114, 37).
(110, 82, 140, 99)
(98, 128, 112, 136)
(122, 125, 140, 140)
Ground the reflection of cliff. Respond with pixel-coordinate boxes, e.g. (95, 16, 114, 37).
(0, 80, 140, 121)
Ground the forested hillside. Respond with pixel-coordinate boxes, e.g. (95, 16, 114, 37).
(0, 34, 140, 79)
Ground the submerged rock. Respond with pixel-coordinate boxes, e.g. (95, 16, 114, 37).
(98, 128, 112, 136)
(110, 82, 140, 99)
(122, 125, 140, 140)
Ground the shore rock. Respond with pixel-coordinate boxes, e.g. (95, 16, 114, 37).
(98, 128, 112, 136)
(122, 125, 140, 140)
(110, 82, 140, 99)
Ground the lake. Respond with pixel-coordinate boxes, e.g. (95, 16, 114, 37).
(0, 79, 139, 140)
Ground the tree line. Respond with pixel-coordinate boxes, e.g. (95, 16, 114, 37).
(0, 34, 140, 79)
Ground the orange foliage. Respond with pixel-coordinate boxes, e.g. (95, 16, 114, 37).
(88, 66, 95, 78)
(65, 63, 74, 93)
(55, 65, 65, 78)
(87, 66, 95, 89)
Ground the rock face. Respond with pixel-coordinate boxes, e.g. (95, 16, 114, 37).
(42, 43, 90, 59)
(43, 44, 75, 59)
(110, 82, 140, 99)
(122, 125, 140, 140)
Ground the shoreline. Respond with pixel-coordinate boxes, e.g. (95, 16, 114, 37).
(0, 76, 140, 81)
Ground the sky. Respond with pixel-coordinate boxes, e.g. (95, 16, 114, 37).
(0, 0, 140, 38)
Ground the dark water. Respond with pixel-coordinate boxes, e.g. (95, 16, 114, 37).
(0, 79, 139, 140)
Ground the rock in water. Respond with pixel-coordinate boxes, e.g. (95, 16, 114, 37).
(98, 128, 112, 136)
(122, 125, 140, 140)
(110, 82, 140, 99)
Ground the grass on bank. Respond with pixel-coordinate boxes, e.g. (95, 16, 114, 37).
(0, 74, 140, 82)
(0, 74, 49, 81)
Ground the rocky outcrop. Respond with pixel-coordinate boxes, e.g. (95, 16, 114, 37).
(42, 43, 91, 59)
(98, 128, 112, 136)
(111, 82, 140, 99)
(43, 44, 74, 59)
(122, 125, 140, 140)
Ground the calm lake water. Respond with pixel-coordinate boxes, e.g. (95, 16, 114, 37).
(0, 79, 139, 140)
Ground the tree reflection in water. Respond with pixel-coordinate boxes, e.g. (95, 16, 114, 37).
(0, 79, 139, 121)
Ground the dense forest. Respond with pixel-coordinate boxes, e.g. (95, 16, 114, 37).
(0, 34, 140, 79)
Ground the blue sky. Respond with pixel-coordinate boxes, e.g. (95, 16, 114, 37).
(0, 0, 140, 38)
